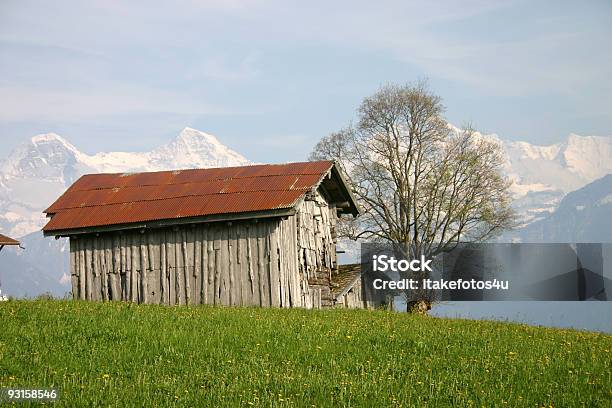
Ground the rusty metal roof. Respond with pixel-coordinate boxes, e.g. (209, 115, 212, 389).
(43, 161, 339, 234)
(0, 233, 20, 246)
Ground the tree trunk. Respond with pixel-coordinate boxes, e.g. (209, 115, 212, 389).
(407, 300, 431, 315)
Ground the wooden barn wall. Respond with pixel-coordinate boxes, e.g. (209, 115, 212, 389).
(69, 217, 323, 308)
(295, 190, 338, 283)
(336, 275, 391, 309)
(360, 274, 389, 309)
(338, 279, 364, 309)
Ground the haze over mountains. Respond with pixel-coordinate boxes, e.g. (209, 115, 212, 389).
(0, 127, 610, 297)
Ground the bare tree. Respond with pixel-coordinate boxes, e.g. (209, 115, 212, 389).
(310, 81, 515, 312)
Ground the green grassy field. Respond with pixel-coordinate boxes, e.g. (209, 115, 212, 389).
(0, 301, 610, 407)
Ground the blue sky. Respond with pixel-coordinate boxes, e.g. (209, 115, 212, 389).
(1, 0, 611, 162)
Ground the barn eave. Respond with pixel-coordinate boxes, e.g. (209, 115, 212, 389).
(43, 207, 297, 238)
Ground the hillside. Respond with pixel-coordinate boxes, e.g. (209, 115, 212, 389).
(0, 301, 610, 406)
(515, 174, 612, 242)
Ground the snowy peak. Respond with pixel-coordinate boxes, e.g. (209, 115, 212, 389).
(175, 127, 221, 145)
(1, 133, 87, 182)
(505, 133, 612, 224)
(0, 133, 94, 237)
(150, 127, 249, 169)
(31, 132, 77, 150)
(454, 128, 612, 225)
(559, 134, 612, 182)
(519, 133, 610, 178)
(508, 140, 560, 161)
(503, 133, 612, 196)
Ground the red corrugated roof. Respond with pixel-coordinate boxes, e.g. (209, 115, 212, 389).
(43, 161, 335, 234)
(0, 233, 20, 245)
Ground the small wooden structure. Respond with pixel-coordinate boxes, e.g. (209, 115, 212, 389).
(0, 233, 20, 300)
(329, 264, 389, 309)
(43, 161, 381, 309)
(0, 233, 20, 252)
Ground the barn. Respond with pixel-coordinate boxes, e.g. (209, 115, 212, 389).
(42, 161, 381, 309)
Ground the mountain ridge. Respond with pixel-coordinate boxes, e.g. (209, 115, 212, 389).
(469, 130, 612, 224)
(512, 174, 612, 243)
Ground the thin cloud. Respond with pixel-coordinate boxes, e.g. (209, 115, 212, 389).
(0, 0, 610, 154)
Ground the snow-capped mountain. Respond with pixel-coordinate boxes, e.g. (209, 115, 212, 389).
(0, 134, 92, 237)
(0, 127, 250, 237)
(87, 127, 250, 173)
(476, 131, 612, 224)
(515, 174, 612, 242)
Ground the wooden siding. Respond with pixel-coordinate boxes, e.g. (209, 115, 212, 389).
(336, 277, 390, 310)
(338, 279, 364, 308)
(69, 217, 324, 308)
(296, 190, 337, 281)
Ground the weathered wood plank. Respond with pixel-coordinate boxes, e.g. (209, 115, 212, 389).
(282, 219, 290, 307)
(207, 227, 216, 304)
(268, 221, 280, 307)
(104, 236, 113, 301)
(174, 229, 182, 305)
(256, 222, 267, 306)
(236, 224, 245, 306)
(291, 216, 301, 307)
(228, 224, 236, 305)
(90, 236, 98, 301)
(96, 237, 104, 301)
(284, 218, 295, 307)
(77, 239, 86, 300)
(160, 230, 167, 304)
(147, 232, 160, 303)
(193, 226, 202, 305)
(69, 240, 78, 300)
(109, 234, 121, 300)
(276, 220, 285, 307)
(219, 227, 230, 306)
(201, 226, 208, 305)
(130, 233, 139, 303)
(140, 233, 148, 304)
(84, 238, 93, 300)
(182, 229, 191, 305)
(213, 225, 221, 305)
(112, 235, 121, 273)
(125, 235, 132, 301)
(237, 224, 249, 306)
(120, 234, 127, 300)
(245, 225, 258, 306)
(167, 231, 176, 305)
